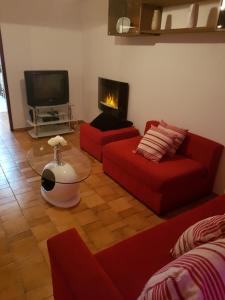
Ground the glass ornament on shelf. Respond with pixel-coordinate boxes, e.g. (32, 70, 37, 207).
(187, 3, 199, 28)
(217, 0, 225, 29)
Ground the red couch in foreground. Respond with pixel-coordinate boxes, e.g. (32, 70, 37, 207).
(48, 194, 225, 300)
(103, 120, 224, 214)
(80, 123, 139, 161)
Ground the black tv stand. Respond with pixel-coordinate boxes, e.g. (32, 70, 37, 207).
(27, 103, 74, 138)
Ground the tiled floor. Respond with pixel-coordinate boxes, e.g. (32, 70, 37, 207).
(0, 113, 203, 299)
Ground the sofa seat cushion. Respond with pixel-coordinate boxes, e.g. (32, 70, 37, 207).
(80, 123, 139, 145)
(103, 137, 208, 192)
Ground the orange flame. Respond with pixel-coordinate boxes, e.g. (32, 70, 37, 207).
(103, 93, 118, 109)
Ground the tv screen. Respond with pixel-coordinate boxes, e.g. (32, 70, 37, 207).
(24, 70, 69, 107)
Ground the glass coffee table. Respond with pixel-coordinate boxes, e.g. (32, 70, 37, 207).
(27, 142, 91, 208)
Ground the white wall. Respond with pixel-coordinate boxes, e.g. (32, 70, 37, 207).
(80, 0, 225, 194)
(1, 24, 83, 128)
(0, 0, 83, 128)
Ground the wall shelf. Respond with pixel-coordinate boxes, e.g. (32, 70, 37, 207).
(108, 0, 223, 36)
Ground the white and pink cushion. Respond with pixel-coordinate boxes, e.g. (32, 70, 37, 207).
(138, 238, 225, 300)
(171, 214, 225, 258)
(136, 125, 177, 162)
(158, 120, 188, 156)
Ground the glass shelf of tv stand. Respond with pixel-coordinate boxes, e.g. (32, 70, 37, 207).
(27, 104, 74, 138)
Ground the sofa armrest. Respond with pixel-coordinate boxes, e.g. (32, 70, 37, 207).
(179, 132, 224, 187)
(47, 229, 124, 300)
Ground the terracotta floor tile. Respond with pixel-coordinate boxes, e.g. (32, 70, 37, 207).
(0, 210, 24, 223)
(69, 200, 88, 214)
(74, 209, 98, 226)
(46, 208, 75, 226)
(0, 263, 24, 299)
(7, 230, 33, 244)
(31, 222, 58, 242)
(95, 185, 116, 197)
(96, 208, 122, 226)
(25, 284, 53, 300)
(0, 252, 13, 267)
(123, 213, 151, 230)
(0, 187, 15, 199)
(88, 227, 117, 249)
(108, 196, 133, 212)
(92, 203, 111, 213)
(19, 261, 51, 291)
(0, 202, 22, 218)
(10, 236, 44, 265)
(2, 216, 29, 238)
(23, 205, 48, 225)
(85, 174, 106, 188)
(106, 220, 127, 232)
(0, 195, 17, 206)
(82, 220, 104, 232)
(38, 240, 51, 266)
(83, 193, 105, 208)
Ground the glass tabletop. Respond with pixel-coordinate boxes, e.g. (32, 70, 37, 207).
(27, 142, 91, 184)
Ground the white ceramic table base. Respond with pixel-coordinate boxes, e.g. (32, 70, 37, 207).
(41, 183, 80, 208)
(41, 161, 80, 208)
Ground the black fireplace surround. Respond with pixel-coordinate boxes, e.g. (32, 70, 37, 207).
(90, 77, 132, 131)
(98, 77, 128, 120)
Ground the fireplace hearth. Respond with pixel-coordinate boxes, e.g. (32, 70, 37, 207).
(98, 77, 129, 120)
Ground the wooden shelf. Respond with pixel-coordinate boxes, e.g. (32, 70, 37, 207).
(141, 26, 223, 34)
(142, 0, 214, 7)
(108, 0, 223, 37)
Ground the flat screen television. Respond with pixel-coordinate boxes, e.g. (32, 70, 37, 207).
(24, 70, 69, 107)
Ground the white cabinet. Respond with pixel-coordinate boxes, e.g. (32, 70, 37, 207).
(27, 103, 74, 138)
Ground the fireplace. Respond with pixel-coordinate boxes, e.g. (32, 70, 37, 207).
(98, 77, 129, 120)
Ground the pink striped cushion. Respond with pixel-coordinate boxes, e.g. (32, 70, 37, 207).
(138, 239, 225, 300)
(158, 120, 188, 156)
(171, 215, 225, 258)
(136, 126, 177, 162)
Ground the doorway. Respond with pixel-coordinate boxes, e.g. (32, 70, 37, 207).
(0, 28, 13, 131)
(0, 62, 7, 112)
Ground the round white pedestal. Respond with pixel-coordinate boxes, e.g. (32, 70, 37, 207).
(41, 161, 80, 208)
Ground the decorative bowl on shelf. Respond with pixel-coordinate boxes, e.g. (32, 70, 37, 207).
(116, 17, 131, 33)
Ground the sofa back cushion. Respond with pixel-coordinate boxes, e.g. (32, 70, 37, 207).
(144, 120, 224, 187)
(158, 120, 188, 156)
(144, 120, 159, 133)
(178, 132, 224, 187)
(136, 126, 177, 162)
(138, 238, 225, 300)
(171, 214, 225, 258)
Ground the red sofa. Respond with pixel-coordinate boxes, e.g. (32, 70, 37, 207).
(48, 194, 225, 300)
(80, 123, 139, 161)
(103, 120, 224, 214)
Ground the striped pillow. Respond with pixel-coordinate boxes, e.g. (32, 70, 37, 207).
(138, 239, 225, 300)
(158, 120, 188, 156)
(136, 126, 177, 162)
(171, 215, 225, 258)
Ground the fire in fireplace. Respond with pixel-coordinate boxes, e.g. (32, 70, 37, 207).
(98, 77, 129, 120)
(101, 93, 118, 109)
